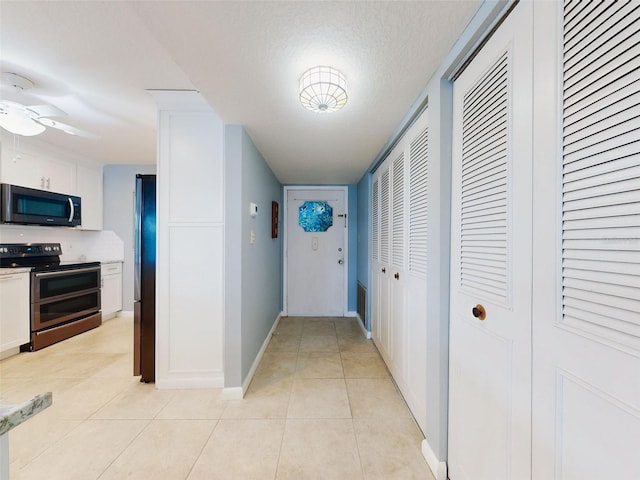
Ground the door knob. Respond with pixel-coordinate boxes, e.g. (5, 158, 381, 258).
(472, 304, 486, 320)
(338, 259, 344, 265)
(394, 272, 400, 280)
(382, 267, 386, 273)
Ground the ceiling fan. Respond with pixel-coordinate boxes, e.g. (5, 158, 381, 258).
(0, 72, 91, 137)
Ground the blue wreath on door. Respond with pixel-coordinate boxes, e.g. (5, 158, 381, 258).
(298, 201, 333, 232)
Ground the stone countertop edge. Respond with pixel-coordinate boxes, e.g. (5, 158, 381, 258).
(0, 392, 53, 435)
(0, 268, 32, 276)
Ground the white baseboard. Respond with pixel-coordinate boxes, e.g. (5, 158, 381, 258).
(422, 439, 448, 480)
(221, 387, 243, 400)
(221, 311, 283, 399)
(0, 346, 20, 361)
(156, 372, 224, 390)
(240, 311, 283, 395)
(355, 312, 372, 339)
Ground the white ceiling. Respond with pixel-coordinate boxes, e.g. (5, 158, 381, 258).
(0, 1, 482, 184)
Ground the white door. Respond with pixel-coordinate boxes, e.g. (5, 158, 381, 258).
(370, 111, 429, 433)
(532, 2, 640, 479)
(448, 2, 533, 479)
(286, 187, 347, 316)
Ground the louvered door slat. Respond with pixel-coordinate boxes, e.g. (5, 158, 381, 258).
(409, 126, 429, 276)
(563, 0, 603, 38)
(372, 178, 379, 262)
(564, 112, 640, 154)
(564, 75, 640, 138)
(460, 50, 510, 304)
(564, 297, 640, 325)
(562, 0, 640, 351)
(380, 169, 390, 264)
(565, 2, 633, 55)
(565, 80, 640, 129)
(564, 248, 640, 263)
(564, 5, 639, 84)
(564, 214, 640, 231)
(564, 163, 640, 192)
(392, 154, 405, 268)
(564, 53, 640, 107)
(564, 257, 639, 275)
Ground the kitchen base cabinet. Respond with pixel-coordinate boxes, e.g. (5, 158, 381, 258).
(0, 271, 30, 358)
(101, 262, 123, 320)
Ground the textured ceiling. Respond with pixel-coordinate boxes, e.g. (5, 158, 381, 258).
(0, 1, 482, 184)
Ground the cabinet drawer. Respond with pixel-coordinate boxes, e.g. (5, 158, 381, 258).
(101, 262, 122, 276)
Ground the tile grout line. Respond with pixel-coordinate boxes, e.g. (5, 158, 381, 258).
(183, 418, 220, 480)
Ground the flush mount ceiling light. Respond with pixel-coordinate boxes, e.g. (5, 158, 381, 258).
(299, 66, 348, 113)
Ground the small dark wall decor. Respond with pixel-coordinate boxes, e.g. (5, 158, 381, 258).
(271, 201, 279, 238)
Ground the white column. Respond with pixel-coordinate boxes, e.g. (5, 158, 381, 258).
(149, 90, 225, 388)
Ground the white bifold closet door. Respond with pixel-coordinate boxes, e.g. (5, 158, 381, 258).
(533, 2, 640, 479)
(371, 111, 429, 433)
(448, 2, 533, 479)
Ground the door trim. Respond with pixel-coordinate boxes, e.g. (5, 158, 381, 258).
(283, 185, 349, 317)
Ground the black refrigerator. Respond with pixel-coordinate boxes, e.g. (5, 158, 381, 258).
(134, 174, 156, 383)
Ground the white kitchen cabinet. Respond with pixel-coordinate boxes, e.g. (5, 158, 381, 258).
(0, 146, 76, 194)
(0, 271, 30, 357)
(76, 163, 103, 230)
(101, 262, 122, 320)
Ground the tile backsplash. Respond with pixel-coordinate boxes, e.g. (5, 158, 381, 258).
(0, 225, 124, 262)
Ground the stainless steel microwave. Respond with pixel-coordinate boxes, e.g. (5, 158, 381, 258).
(1, 183, 81, 227)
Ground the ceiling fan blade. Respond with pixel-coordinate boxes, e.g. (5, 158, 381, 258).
(35, 117, 97, 139)
(25, 104, 67, 118)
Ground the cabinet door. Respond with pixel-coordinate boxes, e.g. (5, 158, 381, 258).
(0, 273, 30, 354)
(0, 144, 76, 194)
(76, 164, 103, 230)
(101, 263, 123, 319)
(46, 157, 76, 194)
(0, 149, 45, 189)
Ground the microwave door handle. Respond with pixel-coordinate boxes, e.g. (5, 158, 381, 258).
(68, 197, 74, 223)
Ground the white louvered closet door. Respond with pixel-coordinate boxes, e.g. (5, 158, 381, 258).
(374, 166, 392, 361)
(448, 2, 533, 480)
(533, 2, 640, 479)
(370, 110, 429, 434)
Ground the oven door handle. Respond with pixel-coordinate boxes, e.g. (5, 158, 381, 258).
(34, 266, 100, 278)
(68, 197, 75, 223)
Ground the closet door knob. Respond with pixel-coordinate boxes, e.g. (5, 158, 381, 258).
(394, 272, 400, 280)
(472, 304, 486, 320)
(382, 267, 386, 273)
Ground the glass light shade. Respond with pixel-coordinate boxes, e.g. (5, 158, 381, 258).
(0, 100, 46, 136)
(299, 66, 348, 113)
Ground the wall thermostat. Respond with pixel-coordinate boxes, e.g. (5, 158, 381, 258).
(249, 202, 258, 217)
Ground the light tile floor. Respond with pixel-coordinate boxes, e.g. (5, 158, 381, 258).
(0, 314, 434, 480)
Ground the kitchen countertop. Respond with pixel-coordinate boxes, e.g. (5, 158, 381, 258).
(0, 392, 52, 436)
(0, 267, 32, 276)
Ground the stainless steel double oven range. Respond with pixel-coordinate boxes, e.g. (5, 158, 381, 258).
(0, 243, 102, 351)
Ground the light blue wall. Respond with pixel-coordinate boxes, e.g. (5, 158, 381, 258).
(240, 128, 283, 381)
(103, 164, 156, 311)
(224, 125, 283, 388)
(356, 173, 371, 330)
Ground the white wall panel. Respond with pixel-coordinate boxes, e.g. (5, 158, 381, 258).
(168, 112, 224, 224)
(168, 225, 223, 373)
